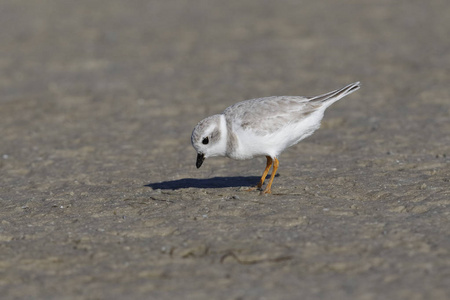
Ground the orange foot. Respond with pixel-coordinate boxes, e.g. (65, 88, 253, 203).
(246, 186, 259, 192)
(262, 157, 279, 194)
(247, 156, 279, 194)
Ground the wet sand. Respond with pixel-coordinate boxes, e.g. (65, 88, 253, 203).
(1, 1, 449, 299)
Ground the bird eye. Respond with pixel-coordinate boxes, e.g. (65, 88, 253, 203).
(202, 137, 209, 145)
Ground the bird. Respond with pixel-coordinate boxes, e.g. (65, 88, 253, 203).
(191, 82, 360, 194)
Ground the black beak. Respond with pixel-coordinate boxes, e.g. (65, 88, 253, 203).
(196, 153, 205, 168)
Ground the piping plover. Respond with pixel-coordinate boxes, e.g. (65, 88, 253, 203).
(191, 82, 360, 194)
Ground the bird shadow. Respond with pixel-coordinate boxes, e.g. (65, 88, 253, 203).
(145, 176, 263, 190)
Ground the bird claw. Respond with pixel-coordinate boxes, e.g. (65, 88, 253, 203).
(262, 188, 272, 194)
(246, 185, 262, 192)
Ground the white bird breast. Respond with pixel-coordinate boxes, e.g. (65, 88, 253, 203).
(227, 109, 324, 160)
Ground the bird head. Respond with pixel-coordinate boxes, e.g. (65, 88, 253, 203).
(191, 114, 226, 168)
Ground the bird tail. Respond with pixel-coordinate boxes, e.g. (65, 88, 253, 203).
(308, 82, 361, 104)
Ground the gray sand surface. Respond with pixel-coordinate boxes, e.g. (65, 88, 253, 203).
(1, 1, 449, 299)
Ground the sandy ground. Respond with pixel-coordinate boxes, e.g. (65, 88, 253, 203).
(1, 1, 449, 299)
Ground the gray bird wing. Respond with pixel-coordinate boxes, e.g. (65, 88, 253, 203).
(223, 96, 321, 136)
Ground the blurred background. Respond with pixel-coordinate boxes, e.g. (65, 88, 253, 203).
(2, 0, 449, 174)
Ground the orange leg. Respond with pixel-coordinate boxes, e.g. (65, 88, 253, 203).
(247, 156, 272, 191)
(263, 157, 279, 194)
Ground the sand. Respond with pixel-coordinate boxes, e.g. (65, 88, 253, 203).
(1, 1, 449, 299)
